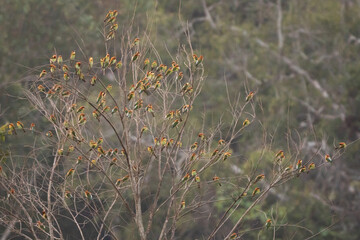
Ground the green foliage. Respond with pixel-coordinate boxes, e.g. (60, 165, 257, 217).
(1, 0, 360, 239)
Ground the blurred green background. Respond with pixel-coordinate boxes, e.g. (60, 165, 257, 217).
(1, 0, 360, 239)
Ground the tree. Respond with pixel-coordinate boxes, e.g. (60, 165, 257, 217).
(0, 8, 349, 240)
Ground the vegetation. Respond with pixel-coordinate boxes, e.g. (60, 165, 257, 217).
(1, 1, 359, 239)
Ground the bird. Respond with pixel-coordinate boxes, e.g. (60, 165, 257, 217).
(335, 142, 346, 149)
(84, 190, 92, 200)
(42, 210, 47, 219)
(131, 52, 140, 62)
(253, 174, 265, 184)
(223, 152, 232, 161)
(50, 55, 57, 64)
(64, 190, 73, 199)
(63, 72, 69, 81)
(195, 176, 201, 188)
(16, 121, 25, 132)
(171, 119, 180, 128)
(116, 61, 122, 68)
(213, 176, 222, 186)
(190, 142, 198, 151)
(130, 38, 140, 48)
(325, 154, 332, 163)
(57, 55, 63, 64)
(180, 200, 185, 210)
(275, 150, 285, 162)
(246, 91, 255, 102)
(70, 51, 76, 61)
(89, 140, 97, 149)
(295, 160, 302, 170)
(198, 133, 206, 141)
(143, 58, 150, 69)
(38, 70, 47, 79)
(65, 168, 74, 178)
(308, 163, 316, 172)
(89, 57, 93, 69)
(145, 104, 155, 117)
(265, 219, 272, 229)
(181, 173, 190, 182)
(252, 187, 261, 197)
(243, 118, 250, 127)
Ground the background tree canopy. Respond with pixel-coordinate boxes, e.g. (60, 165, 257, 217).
(1, 0, 359, 239)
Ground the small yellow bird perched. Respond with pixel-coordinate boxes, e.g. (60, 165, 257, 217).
(65, 168, 74, 178)
(335, 142, 346, 149)
(253, 174, 265, 184)
(246, 91, 255, 102)
(325, 154, 332, 163)
(265, 219, 272, 229)
(252, 187, 261, 197)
